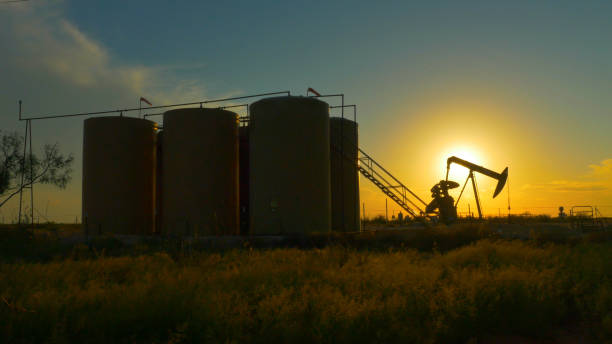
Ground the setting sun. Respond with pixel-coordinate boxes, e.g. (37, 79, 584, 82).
(439, 145, 484, 182)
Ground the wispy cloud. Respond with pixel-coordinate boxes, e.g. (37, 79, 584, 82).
(2, 2, 209, 107)
(588, 159, 612, 178)
(522, 158, 612, 193)
(521, 180, 607, 192)
(0, 2, 219, 217)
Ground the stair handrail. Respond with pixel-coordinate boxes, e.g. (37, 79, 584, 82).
(329, 132, 427, 218)
(357, 157, 424, 215)
(358, 149, 428, 208)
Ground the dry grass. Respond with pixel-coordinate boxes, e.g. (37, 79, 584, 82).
(0, 224, 611, 343)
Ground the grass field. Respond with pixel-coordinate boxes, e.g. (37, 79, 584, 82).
(1, 224, 611, 343)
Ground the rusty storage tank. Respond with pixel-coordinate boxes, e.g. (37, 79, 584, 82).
(249, 96, 331, 235)
(239, 126, 249, 235)
(155, 130, 163, 234)
(162, 108, 239, 236)
(82, 116, 156, 235)
(330, 117, 360, 232)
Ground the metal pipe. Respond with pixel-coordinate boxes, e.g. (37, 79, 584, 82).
(330, 105, 357, 122)
(144, 104, 248, 122)
(18, 119, 27, 225)
(29, 120, 33, 227)
(19, 91, 290, 121)
(341, 95, 344, 230)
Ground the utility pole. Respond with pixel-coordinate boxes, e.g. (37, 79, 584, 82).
(385, 198, 388, 223)
(362, 202, 366, 230)
(507, 178, 511, 223)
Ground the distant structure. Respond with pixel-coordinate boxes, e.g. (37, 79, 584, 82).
(558, 206, 566, 218)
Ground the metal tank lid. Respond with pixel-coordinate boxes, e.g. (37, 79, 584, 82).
(250, 95, 329, 108)
(164, 107, 237, 116)
(163, 107, 238, 122)
(330, 116, 358, 125)
(84, 115, 156, 124)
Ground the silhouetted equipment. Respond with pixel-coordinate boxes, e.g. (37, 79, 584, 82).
(238, 126, 250, 235)
(426, 180, 459, 224)
(161, 108, 239, 236)
(558, 206, 566, 218)
(443, 156, 509, 220)
(570, 205, 606, 230)
(37, 88, 522, 234)
(82, 116, 156, 235)
(249, 96, 331, 235)
(330, 117, 360, 232)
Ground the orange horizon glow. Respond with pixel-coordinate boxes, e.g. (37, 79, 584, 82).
(358, 97, 611, 219)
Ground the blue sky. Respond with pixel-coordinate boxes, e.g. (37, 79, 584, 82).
(1, 0, 611, 221)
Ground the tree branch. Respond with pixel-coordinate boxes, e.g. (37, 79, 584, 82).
(0, 164, 51, 208)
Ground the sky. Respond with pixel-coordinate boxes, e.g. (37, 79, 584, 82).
(0, 0, 611, 222)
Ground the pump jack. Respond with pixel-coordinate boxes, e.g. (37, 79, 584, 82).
(447, 156, 508, 220)
(427, 156, 508, 222)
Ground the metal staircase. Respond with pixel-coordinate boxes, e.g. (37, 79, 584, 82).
(356, 148, 428, 219)
(330, 135, 428, 220)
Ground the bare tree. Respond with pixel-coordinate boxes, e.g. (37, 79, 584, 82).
(0, 130, 73, 209)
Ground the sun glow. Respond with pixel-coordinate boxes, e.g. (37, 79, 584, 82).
(439, 145, 485, 183)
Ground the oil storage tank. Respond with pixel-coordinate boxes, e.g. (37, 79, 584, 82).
(82, 116, 156, 235)
(162, 108, 239, 236)
(330, 117, 360, 232)
(249, 96, 331, 235)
